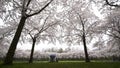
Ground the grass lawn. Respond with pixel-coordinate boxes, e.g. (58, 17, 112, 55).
(0, 61, 120, 68)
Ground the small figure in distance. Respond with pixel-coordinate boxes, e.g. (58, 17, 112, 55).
(49, 54, 59, 63)
(49, 54, 56, 62)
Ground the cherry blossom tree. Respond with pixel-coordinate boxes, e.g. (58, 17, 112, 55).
(4, 0, 53, 65)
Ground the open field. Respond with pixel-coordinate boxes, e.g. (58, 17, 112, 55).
(0, 61, 120, 68)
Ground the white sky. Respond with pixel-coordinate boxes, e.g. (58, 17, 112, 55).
(0, 19, 4, 26)
(91, 3, 104, 20)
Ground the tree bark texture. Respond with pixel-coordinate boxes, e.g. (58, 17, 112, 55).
(82, 34, 90, 62)
(3, 16, 27, 64)
(29, 38, 36, 63)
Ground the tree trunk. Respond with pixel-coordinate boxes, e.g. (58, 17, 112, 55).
(29, 38, 36, 63)
(3, 16, 27, 65)
(82, 34, 90, 62)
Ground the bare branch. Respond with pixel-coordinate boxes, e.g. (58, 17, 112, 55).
(33, 15, 51, 38)
(107, 33, 120, 40)
(105, 0, 120, 7)
(26, 0, 32, 7)
(77, 13, 86, 36)
(39, 16, 50, 32)
(28, 0, 53, 17)
(43, 22, 57, 31)
(13, 0, 21, 7)
(106, 30, 120, 40)
(24, 28, 34, 39)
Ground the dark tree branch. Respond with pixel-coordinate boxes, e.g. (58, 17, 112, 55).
(34, 16, 50, 38)
(107, 33, 120, 40)
(28, 0, 53, 17)
(26, 0, 32, 7)
(24, 28, 34, 39)
(25, 0, 32, 12)
(105, 0, 120, 7)
(106, 30, 120, 40)
(77, 13, 86, 35)
(42, 22, 57, 32)
(13, 0, 21, 7)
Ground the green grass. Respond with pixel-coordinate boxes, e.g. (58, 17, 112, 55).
(0, 61, 120, 68)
